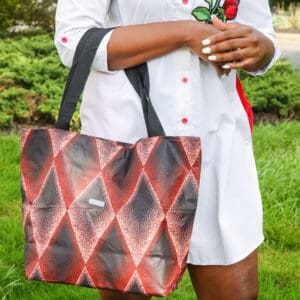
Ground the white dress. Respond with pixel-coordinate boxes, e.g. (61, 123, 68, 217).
(54, 0, 281, 265)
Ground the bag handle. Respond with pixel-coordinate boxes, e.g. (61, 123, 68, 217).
(56, 27, 165, 137)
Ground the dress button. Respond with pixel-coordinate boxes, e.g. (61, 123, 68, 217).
(182, 117, 189, 125)
(182, 77, 189, 84)
(61, 36, 68, 43)
(182, 0, 189, 4)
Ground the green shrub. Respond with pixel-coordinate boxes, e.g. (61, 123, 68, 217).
(0, 34, 69, 129)
(239, 60, 300, 120)
(0, 34, 299, 129)
(0, 0, 55, 34)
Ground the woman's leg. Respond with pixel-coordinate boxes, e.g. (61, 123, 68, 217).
(99, 290, 151, 300)
(188, 249, 259, 300)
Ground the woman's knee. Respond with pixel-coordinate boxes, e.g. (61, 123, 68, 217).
(188, 250, 259, 300)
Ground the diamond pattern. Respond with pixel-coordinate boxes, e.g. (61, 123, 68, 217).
(76, 267, 95, 288)
(39, 213, 85, 284)
(21, 130, 53, 203)
(21, 128, 201, 296)
(29, 264, 43, 281)
(166, 173, 199, 267)
(125, 271, 146, 294)
(69, 175, 115, 263)
(136, 137, 159, 165)
(117, 172, 164, 266)
(179, 137, 201, 167)
(49, 129, 76, 158)
(21, 129, 31, 149)
(138, 224, 181, 296)
(95, 139, 123, 170)
(24, 212, 39, 278)
(21, 173, 30, 228)
(86, 221, 136, 291)
(102, 144, 144, 214)
(144, 137, 190, 212)
(31, 167, 65, 258)
(54, 134, 100, 207)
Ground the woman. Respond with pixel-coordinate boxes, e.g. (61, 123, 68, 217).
(55, 1, 280, 299)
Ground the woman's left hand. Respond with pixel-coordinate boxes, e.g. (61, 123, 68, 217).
(201, 16, 275, 73)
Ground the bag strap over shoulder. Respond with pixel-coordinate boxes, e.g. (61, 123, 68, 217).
(56, 27, 165, 137)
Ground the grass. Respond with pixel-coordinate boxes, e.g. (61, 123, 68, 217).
(0, 122, 299, 299)
(253, 123, 300, 251)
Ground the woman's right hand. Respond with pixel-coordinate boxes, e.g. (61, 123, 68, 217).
(184, 21, 229, 76)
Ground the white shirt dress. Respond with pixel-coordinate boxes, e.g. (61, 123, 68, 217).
(54, 0, 281, 265)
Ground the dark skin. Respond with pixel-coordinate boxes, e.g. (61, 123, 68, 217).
(107, 16, 274, 75)
(188, 250, 259, 300)
(100, 17, 273, 300)
(107, 20, 221, 72)
(204, 16, 275, 73)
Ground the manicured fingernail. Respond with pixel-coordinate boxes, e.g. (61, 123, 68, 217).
(222, 64, 231, 69)
(202, 39, 211, 46)
(208, 55, 217, 61)
(202, 47, 211, 54)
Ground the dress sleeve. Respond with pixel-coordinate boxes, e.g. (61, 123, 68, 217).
(54, 0, 114, 72)
(235, 0, 281, 75)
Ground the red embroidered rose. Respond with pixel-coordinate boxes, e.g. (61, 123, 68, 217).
(192, 0, 240, 23)
(223, 0, 240, 20)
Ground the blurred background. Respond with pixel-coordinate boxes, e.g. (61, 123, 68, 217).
(0, 1, 299, 299)
(0, 0, 299, 128)
(0, 0, 299, 33)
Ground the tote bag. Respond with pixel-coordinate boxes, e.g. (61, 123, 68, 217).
(21, 28, 201, 297)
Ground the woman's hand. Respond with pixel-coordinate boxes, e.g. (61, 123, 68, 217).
(185, 21, 228, 76)
(200, 16, 275, 73)
(108, 20, 222, 71)
(107, 20, 227, 76)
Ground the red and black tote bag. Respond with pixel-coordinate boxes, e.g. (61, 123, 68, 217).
(21, 28, 201, 297)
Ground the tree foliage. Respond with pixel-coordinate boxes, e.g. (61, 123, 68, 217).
(0, 35, 299, 129)
(0, 34, 69, 128)
(0, 0, 56, 33)
(269, 0, 300, 8)
(0, 0, 17, 32)
(0, 0, 299, 34)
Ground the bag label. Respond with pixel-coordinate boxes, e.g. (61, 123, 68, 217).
(89, 199, 105, 208)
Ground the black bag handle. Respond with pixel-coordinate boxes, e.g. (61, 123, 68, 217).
(56, 27, 165, 137)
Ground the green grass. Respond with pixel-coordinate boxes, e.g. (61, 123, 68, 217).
(253, 122, 300, 251)
(0, 122, 299, 299)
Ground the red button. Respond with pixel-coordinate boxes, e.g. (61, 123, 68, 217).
(182, 77, 189, 84)
(182, 117, 189, 125)
(182, 0, 189, 4)
(61, 36, 68, 43)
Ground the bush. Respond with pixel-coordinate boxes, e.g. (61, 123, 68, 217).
(0, 0, 56, 34)
(0, 34, 69, 129)
(239, 60, 300, 121)
(0, 0, 17, 33)
(0, 34, 299, 130)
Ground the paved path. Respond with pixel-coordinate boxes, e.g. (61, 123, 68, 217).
(276, 32, 300, 69)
